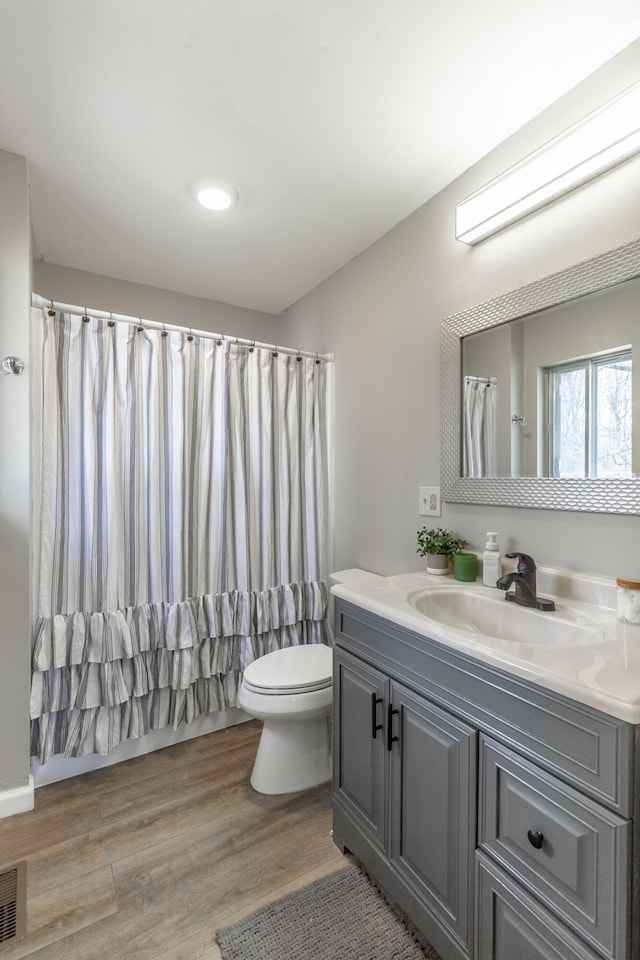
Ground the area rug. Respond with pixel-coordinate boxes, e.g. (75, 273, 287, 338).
(216, 865, 441, 960)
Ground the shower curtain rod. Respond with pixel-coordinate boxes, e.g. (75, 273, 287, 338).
(464, 374, 497, 384)
(31, 294, 335, 362)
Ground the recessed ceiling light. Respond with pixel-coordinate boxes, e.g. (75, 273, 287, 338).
(195, 183, 238, 211)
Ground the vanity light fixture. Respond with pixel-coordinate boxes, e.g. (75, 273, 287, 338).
(194, 182, 238, 211)
(456, 79, 640, 245)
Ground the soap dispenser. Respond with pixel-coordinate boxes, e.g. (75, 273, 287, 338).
(483, 532, 502, 587)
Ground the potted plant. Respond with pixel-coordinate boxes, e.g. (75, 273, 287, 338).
(417, 526, 468, 576)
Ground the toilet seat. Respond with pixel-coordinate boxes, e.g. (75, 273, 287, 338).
(242, 644, 332, 696)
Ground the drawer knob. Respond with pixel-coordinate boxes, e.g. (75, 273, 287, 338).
(527, 829, 544, 849)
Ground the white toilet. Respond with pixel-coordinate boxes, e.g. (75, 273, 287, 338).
(238, 643, 333, 794)
(239, 568, 381, 795)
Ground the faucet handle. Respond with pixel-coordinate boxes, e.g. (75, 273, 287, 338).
(505, 551, 537, 572)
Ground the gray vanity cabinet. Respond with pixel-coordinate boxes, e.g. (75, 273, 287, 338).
(332, 598, 637, 960)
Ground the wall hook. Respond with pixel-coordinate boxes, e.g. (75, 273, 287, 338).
(1, 356, 24, 376)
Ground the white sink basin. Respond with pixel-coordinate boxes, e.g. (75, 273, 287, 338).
(408, 587, 603, 646)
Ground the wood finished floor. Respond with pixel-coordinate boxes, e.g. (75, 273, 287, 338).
(0, 720, 349, 960)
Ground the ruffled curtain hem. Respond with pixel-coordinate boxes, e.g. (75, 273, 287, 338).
(30, 671, 241, 762)
(31, 579, 331, 763)
(31, 622, 331, 762)
(33, 580, 329, 669)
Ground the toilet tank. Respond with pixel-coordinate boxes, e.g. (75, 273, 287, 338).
(328, 568, 382, 634)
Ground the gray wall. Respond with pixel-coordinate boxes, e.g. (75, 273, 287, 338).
(278, 40, 640, 579)
(0, 150, 31, 793)
(33, 262, 278, 342)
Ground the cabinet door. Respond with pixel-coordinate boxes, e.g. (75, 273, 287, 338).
(333, 648, 388, 849)
(476, 852, 603, 960)
(389, 682, 476, 951)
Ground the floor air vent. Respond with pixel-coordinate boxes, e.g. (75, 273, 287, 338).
(0, 861, 26, 947)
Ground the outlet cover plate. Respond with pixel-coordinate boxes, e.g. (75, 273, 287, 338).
(419, 486, 441, 517)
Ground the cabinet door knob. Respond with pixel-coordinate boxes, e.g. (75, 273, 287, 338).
(527, 829, 544, 849)
(387, 704, 399, 751)
(371, 694, 383, 739)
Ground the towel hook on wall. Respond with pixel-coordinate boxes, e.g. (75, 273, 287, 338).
(1, 356, 24, 376)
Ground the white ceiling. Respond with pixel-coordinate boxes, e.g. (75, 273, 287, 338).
(1, 2, 639, 314)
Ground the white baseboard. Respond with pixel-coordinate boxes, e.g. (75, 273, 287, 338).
(0, 775, 35, 820)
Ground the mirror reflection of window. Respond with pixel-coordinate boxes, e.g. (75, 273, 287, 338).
(546, 350, 632, 478)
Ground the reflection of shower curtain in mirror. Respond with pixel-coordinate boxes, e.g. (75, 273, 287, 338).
(463, 378, 497, 478)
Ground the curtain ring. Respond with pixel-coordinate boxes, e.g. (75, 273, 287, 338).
(296, 348, 302, 362)
(47, 299, 55, 317)
(216, 337, 223, 346)
(82, 308, 90, 323)
(187, 327, 194, 342)
(315, 352, 321, 365)
(272, 345, 279, 357)
(137, 319, 144, 332)
(161, 323, 168, 339)
(249, 340, 255, 353)
(107, 311, 115, 328)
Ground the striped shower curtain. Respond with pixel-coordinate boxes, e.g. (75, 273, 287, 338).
(30, 308, 333, 762)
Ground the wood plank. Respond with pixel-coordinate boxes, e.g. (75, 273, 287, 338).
(96, 733, 258, 822)
(18, 741, 258, 899)
(151, 859, 352, 960)
(106, 793, 341, 960)
(0, 794, 102, 863)
(0, 723, 258, 864)
(0, 866, 116, 960)
(149, 927, 222, 960)
(35, 721, 258, 808)
(13, 794, 339, 960)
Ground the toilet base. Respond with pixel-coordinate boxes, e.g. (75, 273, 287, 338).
(250, 717, 332, 795)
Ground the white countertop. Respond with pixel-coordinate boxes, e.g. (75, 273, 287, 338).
(331, 569, 640, 724)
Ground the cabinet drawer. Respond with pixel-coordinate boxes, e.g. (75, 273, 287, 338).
(476, 852, 603, 960)
(479, 736, 629, 959)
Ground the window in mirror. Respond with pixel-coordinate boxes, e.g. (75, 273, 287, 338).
(546, 349, 632, 478)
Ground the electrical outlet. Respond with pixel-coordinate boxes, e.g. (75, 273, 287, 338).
(418, 486, 441, 517)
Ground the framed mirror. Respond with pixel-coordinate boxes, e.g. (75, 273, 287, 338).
(441, 238, 640, 513)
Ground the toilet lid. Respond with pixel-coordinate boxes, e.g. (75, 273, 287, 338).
(242, 644, 333, 695)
